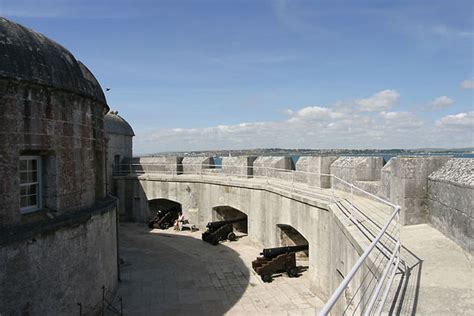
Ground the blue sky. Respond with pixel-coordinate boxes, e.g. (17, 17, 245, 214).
(1, 0, 473, 154)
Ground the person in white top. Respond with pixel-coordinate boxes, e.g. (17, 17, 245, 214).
(174, 212, 186, 231)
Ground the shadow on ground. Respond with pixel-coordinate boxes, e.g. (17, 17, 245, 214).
(387, 245, 423, 315)
(116, 223, 250, 315)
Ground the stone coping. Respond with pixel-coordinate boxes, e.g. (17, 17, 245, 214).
(120, 173, 333, 211)
(428, 158, 474, 188)
(0, 196, 117, 246)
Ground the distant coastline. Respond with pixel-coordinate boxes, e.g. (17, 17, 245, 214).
(140, 148, 474, 164)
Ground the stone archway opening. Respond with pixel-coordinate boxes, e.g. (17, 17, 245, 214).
(147, 199, 182, 229)
(276, 224, 309, 260)
(212, 205, 248, 235)
(148, 198, 182, 214)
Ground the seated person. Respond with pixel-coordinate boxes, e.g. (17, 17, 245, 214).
(174, 212, 187, 231)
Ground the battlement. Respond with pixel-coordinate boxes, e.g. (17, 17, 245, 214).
(116, 155, 473, 254)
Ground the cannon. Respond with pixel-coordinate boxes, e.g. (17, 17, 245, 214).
(252, 244, 309, 282)
(201, 218, 247, 245)
(148, 207, 180, 230)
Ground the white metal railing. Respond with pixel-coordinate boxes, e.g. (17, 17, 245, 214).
(113, 161, 401, 314)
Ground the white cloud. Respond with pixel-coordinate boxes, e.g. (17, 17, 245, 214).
(133, 90, 473, 154)
(460, 80, 474, 89)
(380, 111, 423, 128)
(429, 96, 454, 110)
(288, 106, 344, 122)
(355, 89, 400, 112)
(436, 111, 474, 129)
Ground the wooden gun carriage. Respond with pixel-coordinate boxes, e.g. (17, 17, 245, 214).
(252, 244, 309, 282)
(147, 207, 180, 230)
(201, 218, 247, 245)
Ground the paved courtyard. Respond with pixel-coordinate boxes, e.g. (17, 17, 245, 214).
(116, 223, 324, 315)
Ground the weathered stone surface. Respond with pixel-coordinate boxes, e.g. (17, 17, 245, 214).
(126, 156, 183, 175)
(429, 158, 474, 187)
(104, 112, 134, 194)
(385, 157, 450, 225)
(0, 18, 117, 316)
(427, 158, 474, 253)
(114, 159, 474, 315)
(295, 156, 338, 188)
(221, 156, 256, 177)
(182, 156, 215, 173)
(330, 156, 384, 192)
(0, 200, 118, 315)
(380, 158, 394, 200)
(0, 18, 106, 104)
(253, 156, 294, 179)
(104, 112, 135, 137)
(0, 80, 107, 224)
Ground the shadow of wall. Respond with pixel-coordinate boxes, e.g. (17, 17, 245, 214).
(116, 223, 250, 314)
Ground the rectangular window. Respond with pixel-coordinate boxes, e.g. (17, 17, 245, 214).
(20, 156, 42, 213)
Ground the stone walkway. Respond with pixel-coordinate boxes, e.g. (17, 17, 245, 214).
(115, 223, 324, 315)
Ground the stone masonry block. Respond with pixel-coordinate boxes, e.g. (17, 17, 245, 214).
(295, 156, 338, 188)
(182, 157, 215, 174)
(221, 156, 256, 177)
(253, 156, 294, 178)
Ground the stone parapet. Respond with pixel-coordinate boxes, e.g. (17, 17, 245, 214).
(384, 156, 450, 225)
(253, 156, 295, 179)
(125, 156, 183, 175)
(330, 157, 385, 190)
(295, 156, 338, 188)
(182, 157, 215, 174)
(222, 156, 257, 177)
(427, 158, 474, 253)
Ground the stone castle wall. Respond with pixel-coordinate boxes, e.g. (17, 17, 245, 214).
(106, 132, 133, 193)
(114, 154, 473, 253)
(0, 79, 107, 227)
(384, 157, 450, 225)
(115, 173, 379, 305)
(295, 156, 338, 188)
(428, 159, 474, 252)
(0, 198, 118, 315)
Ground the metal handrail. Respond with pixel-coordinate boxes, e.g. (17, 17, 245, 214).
(319, 207, 400, 315)
(113, 161, 401, 314)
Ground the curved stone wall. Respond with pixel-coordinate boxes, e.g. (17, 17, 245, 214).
(0, 78, 107, 227)
(115, 174, 377, 305)
(0, 199, 118, 315)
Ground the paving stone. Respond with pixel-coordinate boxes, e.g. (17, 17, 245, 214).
(115, 223, 325, 314)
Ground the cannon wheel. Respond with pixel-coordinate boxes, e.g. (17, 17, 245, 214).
(161, 222, 170, 230)
(227, 232, 237, 241)
(211, 237, 219, 246)
(261, 273, 272, 283)
(287, 267, 298, 278)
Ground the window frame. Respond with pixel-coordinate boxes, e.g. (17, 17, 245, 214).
(19, 155, 42, 214)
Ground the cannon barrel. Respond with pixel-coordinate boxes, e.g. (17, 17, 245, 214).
(260, 244, 309, 259)
(206, 218, 247, 229)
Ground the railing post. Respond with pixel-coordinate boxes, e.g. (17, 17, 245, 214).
(291, 171, 295, 191)
(348, 183, 357, 226)
(331, 176, 335, 202)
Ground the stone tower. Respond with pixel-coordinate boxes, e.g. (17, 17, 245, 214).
(0, 17, 118, 315)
